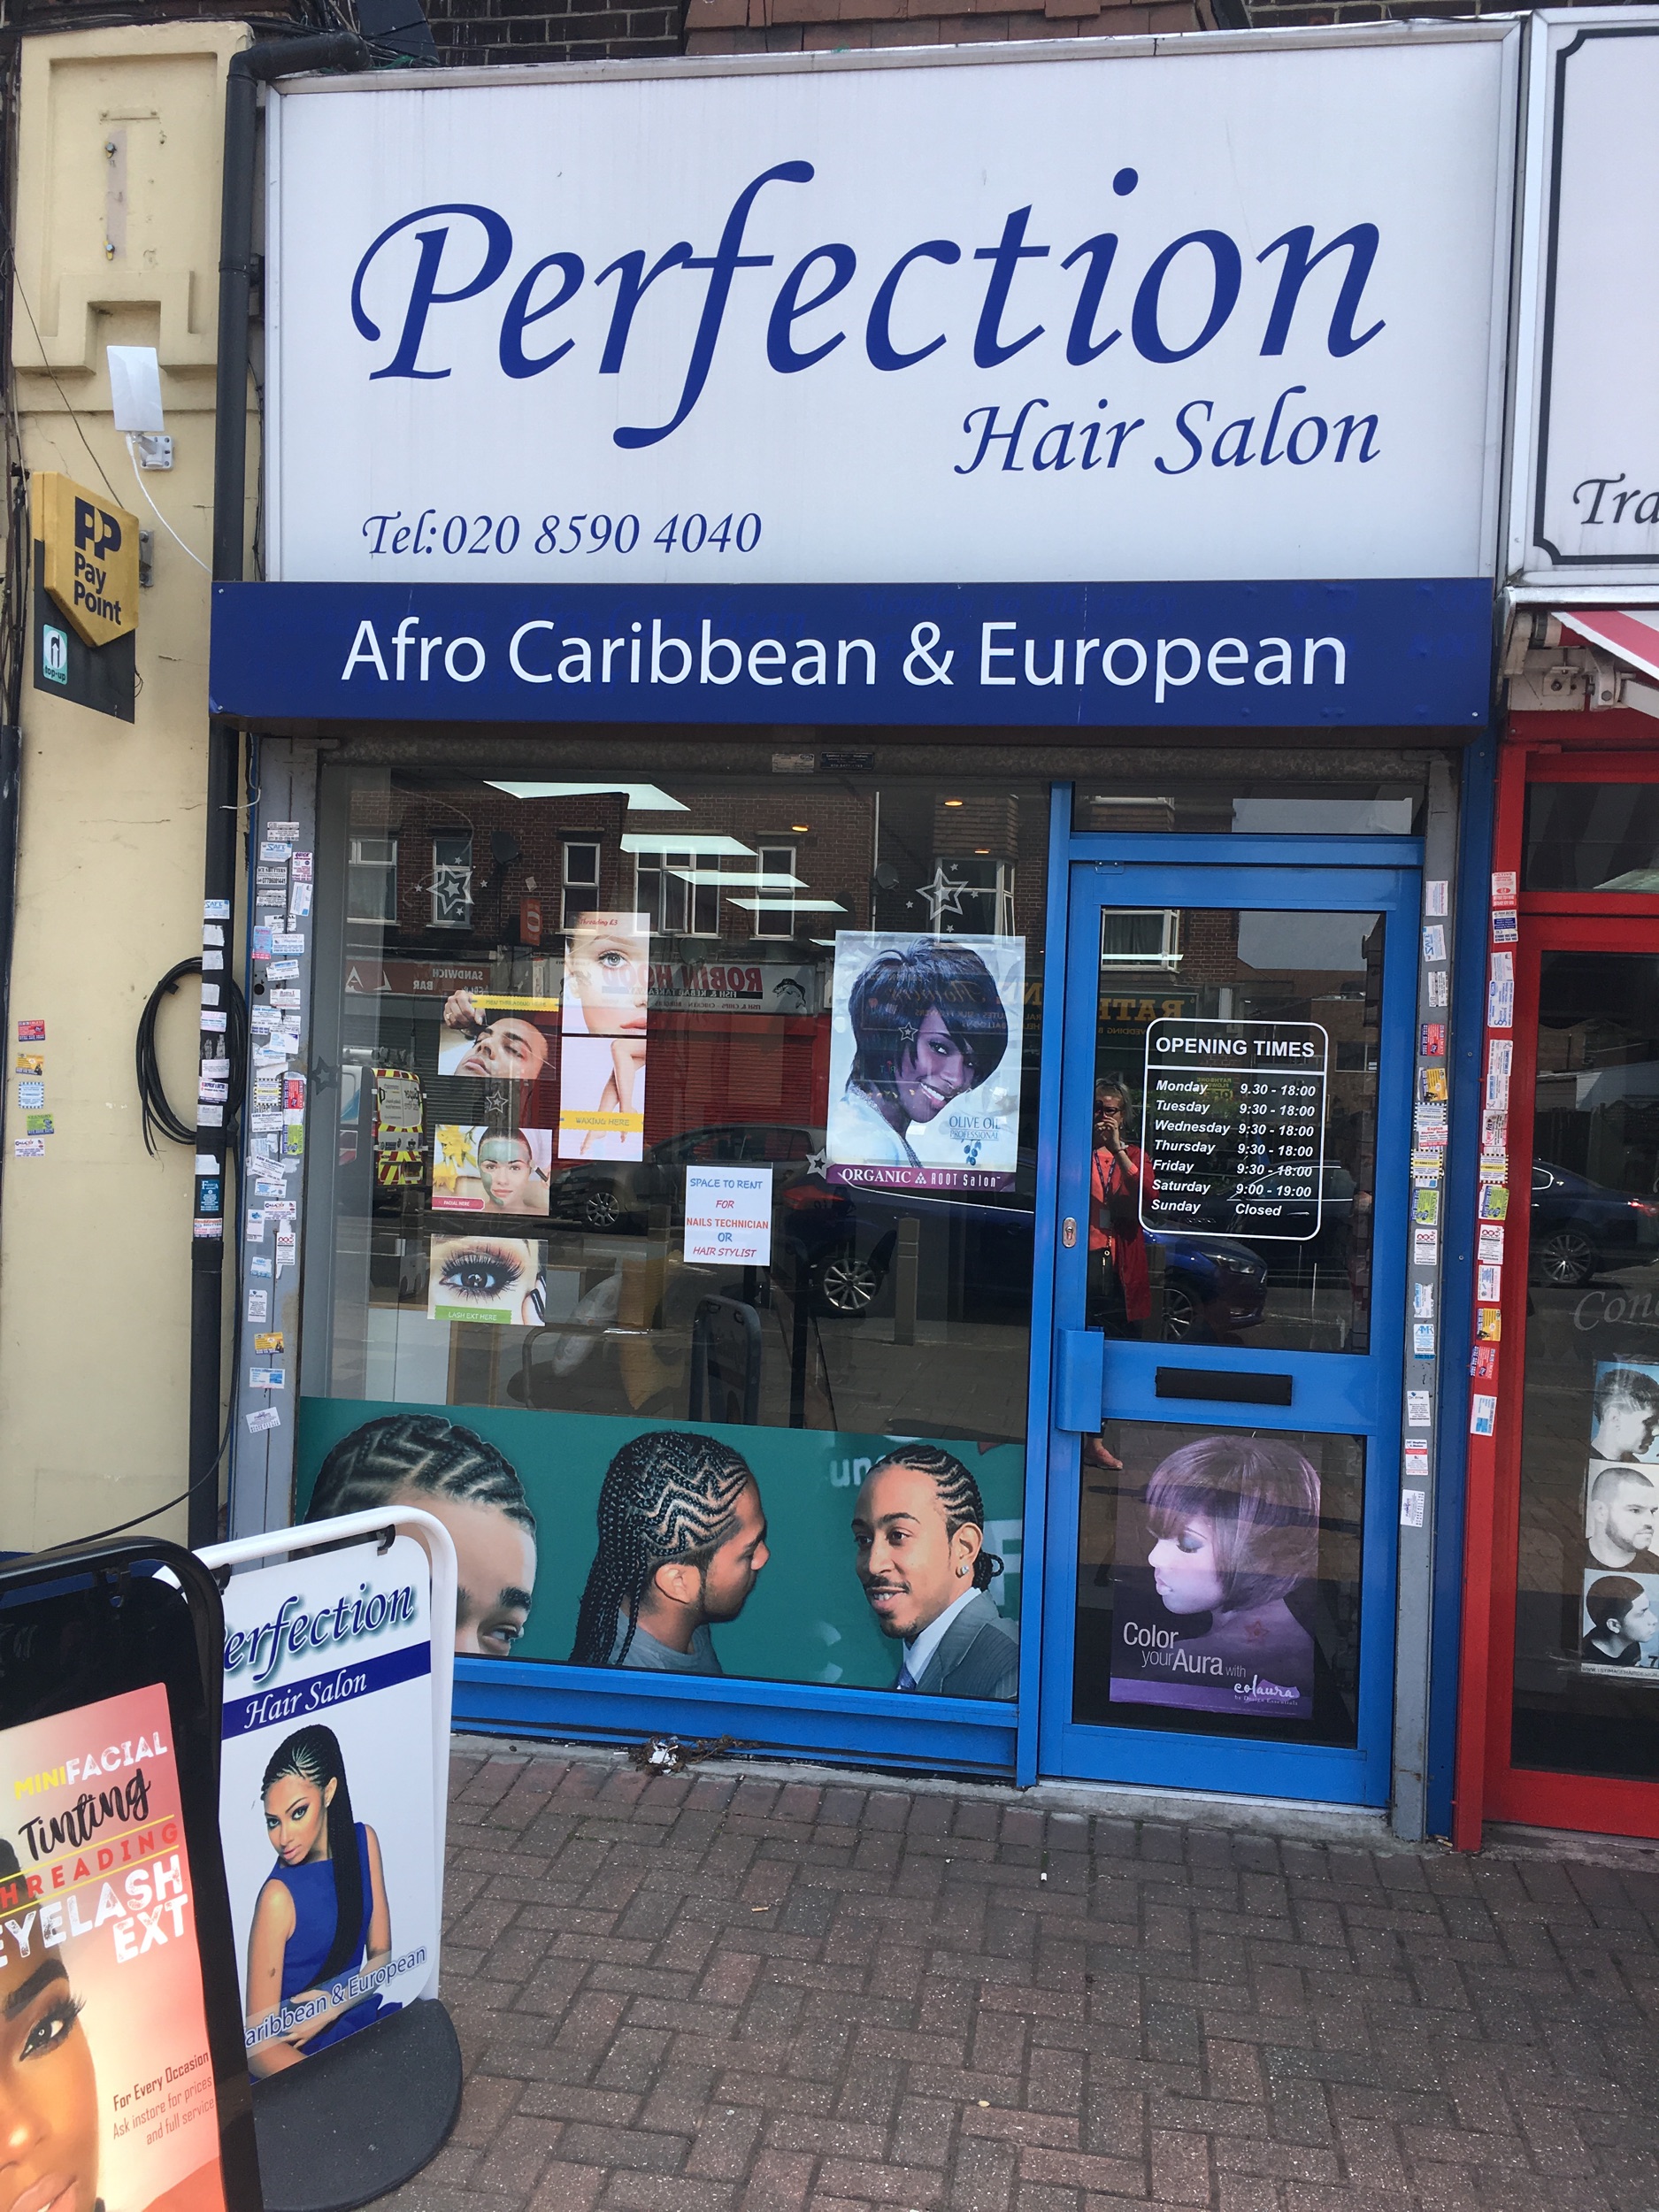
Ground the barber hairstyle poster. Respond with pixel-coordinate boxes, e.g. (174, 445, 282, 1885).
(0, 1685, 227, 2212)
(1103, 1426, 1352, 1726)
(217, 1538, 438, 2079)
(296, 1399, 1024, 1698)
(826, 932, 1025, 1194)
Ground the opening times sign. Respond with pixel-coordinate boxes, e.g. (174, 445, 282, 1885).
(1141, 1019, 1328, 1241)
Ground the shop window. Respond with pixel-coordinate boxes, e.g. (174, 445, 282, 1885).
(560, 840, 601, 932)
(1524, 783, 1659, 893)
(429, 831, 474, 930)
(1511, 950, 1659, 1783)
(634, 849, 720, 936)
(297, 767, 1049, 1704)
(348, 833, 397, 925)
(1073, 779, 1424, 836)
(752, 846, 796, 940)
(1101, 909, 1180, 969)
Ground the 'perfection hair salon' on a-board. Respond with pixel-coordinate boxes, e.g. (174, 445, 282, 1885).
(209, 23, 1515, 1839)
(1455, 7, 1659, 1848)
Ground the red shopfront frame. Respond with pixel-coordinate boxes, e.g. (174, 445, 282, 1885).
(1455, 717, 1659, 1846)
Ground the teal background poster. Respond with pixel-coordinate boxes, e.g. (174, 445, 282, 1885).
(296, 1397, 1024, 1692)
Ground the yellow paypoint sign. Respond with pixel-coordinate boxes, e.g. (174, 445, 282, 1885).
(34, 473, 139, 649)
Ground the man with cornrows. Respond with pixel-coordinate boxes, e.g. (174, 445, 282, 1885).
(569, 1431, 770, 1673)
(852, 1444, 1018, 1699)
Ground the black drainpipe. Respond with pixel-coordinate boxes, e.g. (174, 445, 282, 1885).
(191, 30, 372, 1547)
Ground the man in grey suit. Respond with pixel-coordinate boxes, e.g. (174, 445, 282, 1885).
(852, 1444, 1019, 1700)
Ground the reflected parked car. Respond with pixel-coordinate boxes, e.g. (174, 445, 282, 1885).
(1531, 1162, 1659, 1286)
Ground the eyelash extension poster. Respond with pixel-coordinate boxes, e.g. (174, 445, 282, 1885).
(0, 1683, 227, 2212)
(426, 1236, 543, 1325)
(825, 932, 1025, 1194)
(216, 1538, 439, 2079)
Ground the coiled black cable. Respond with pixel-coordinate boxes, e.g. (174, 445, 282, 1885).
(135, 957, 250, 1156)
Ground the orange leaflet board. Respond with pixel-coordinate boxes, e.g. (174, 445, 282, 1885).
(2, 1684, 226, 2212)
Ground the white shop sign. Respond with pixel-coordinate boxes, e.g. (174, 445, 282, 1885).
(265, 30, 1513, 589)
(1508, 8, 1659, 587)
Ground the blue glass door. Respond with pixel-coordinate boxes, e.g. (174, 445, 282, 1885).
(1041, 856, 1417, 1803)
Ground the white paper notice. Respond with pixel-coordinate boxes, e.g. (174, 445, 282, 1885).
(684, 1165, 772, 1267)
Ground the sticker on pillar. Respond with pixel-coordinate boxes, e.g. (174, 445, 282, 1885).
(16, 1020, 42, 1041)
(826, 932, 1025, 1193)
(427, 1234, 543, 1324)
(1471, 1394, 1497, 1435)
(0, 1686, 229, 2212)
(1471, 1344, 1497, 1380)
(1493, 910, 1518, 946)
(1103, 1428, 1340, 1726)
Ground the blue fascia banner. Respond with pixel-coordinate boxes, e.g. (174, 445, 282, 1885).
(210, 578, 1494, 730)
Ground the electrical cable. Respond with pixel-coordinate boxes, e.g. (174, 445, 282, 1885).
(135, 958, 249, 1156)
(123, 435, 210, 571)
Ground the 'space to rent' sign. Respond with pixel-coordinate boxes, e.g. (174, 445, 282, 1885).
(263, 33, 1514, 591)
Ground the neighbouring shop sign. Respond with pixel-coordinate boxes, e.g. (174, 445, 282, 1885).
(1510, 11, 1659, 583)
(260, 36, 1511, 595)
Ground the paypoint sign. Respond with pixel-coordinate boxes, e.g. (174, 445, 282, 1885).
(35, 472, 139, 649)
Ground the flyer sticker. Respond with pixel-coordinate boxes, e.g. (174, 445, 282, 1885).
(1428, 971, 1449, 1007)
(17, 1079, 43, 1110)
(1422, 925, 1447, 964)
(1471, 1344, 1498, 1380)
(1425, 880, 1448, 918)
(1407, 1390, 1432, 1429)
(12, 1136, 42, 1157)
(1420, 1023, 1446, 1058)
(1471, 1394, 1498, 1437)
(1492, 872, 1517, 903)
(1401, 1489, 1427, 1529)
(1413, 1323, 1435, 1357)
(1493, 910, 1518, 945)
(24, 1112, 52, 1136)
(16, 1019, 43, 1041)
(245, 1406, 280, 1433)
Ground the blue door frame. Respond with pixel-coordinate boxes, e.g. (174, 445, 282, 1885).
(1026, 832, 1421, 1805)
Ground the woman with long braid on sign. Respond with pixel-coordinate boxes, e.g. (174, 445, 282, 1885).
(569, 1431, 770, 1674)
(244, 1725, 394, 2075)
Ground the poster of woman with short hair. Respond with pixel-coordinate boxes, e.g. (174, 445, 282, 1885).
(825, 933, 1024, 1192)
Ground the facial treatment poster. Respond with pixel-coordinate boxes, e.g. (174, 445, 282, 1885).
(826, 932, 1025, 1193)
(295, 1399, 1023, 1697)
(1108, 1428, 1325, 1723)
(0, 1684, 227, 2212)
(217, 1537, 438, 2078)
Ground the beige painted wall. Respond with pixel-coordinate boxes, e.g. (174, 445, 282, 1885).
(1, 22, 251, 1549)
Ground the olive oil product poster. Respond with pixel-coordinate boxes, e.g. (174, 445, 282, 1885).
(0, 1683, 227, 2212)
(217, 1538, 438, 2078)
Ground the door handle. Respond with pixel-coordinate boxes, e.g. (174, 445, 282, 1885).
(1055, 1329, 1105, 1431)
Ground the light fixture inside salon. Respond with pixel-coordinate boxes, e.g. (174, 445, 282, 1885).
(486, 782, 688, 810)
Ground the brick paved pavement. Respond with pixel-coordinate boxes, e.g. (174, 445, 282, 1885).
(392, 1741, 1659, 2212)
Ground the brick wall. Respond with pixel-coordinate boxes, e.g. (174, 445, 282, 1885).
(684, 0, 1204, 56)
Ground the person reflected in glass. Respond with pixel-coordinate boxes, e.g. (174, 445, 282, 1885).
(245, 1727, 393, 2077)
(569, 1432, 769, 1675)
(1083, 1080, 1149, 1471)
(851, 1445, 1018, 1699)
(1143, 1436, 1319, 1708)
(306, 1412, 537, 1657)
(1591, 1366, 1659, 1463)
(1581, 1576, 1659, 1667)
(833, 942, 1009, 1170)
(1584, 1464, 1659, 1573)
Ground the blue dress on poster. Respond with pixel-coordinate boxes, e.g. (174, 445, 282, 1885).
(269, 1823, 396, 2051)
